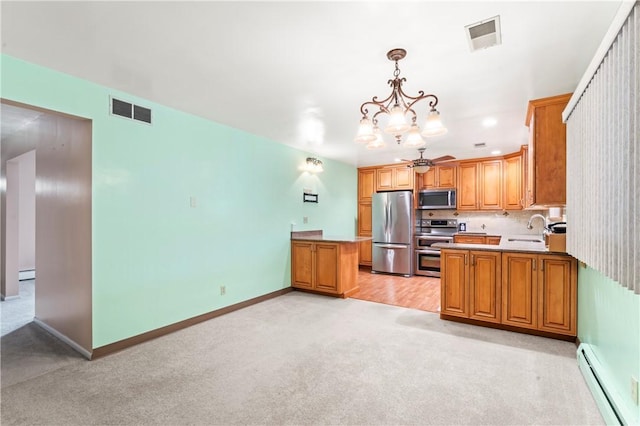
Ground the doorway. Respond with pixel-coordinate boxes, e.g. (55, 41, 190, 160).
(1, 150, 36, 335)
(1, 100, 93, 356)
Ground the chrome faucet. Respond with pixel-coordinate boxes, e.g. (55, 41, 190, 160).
(527, 214, 549, 234)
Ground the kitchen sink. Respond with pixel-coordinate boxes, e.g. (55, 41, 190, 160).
(507, 238, 543, 243)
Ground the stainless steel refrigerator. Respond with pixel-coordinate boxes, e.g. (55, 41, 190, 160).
(372, 191, 413, 276)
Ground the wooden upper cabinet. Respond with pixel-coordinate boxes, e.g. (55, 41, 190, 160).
(357, 202, 372, 235)
(376, 165, 414, 191)
(358, 168, 376, 202)
(457, 160, 503, 210)
(417, 165, 457, 190)
(479, 160, 502, 209)
(457, 163, 479, 210)
(394, 166, 413, 189)
(525, 93, 572, 207)
(504, 150, 524, 210)
(376, 168, 394, 191)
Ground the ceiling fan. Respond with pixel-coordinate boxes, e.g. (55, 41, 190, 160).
(403, 148, 455, 174)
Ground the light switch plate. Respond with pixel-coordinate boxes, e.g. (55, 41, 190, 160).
(632, 377, 639, 405)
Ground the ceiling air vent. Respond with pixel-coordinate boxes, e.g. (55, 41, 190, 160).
(110, 96, 152, 125)
(474, 142, 487, 148)
(465, 16, 501, 52)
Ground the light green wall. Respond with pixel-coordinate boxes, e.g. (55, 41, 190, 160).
(578, 265, 640, 424)
(1, 54, 357, 348)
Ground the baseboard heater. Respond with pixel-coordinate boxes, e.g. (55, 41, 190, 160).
(577, 344, 624, 425)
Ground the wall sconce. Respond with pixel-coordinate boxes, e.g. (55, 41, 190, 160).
(306, 157, 324, 173)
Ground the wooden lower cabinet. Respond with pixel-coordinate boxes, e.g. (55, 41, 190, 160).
(537, 255, 577, 334)
(441, 249, 501, 323)
(291, 240, 359, 298)
(470, 251, 501, 323)
(453, 235, 501, 245)
(441, 250, 469, 317)
(358, 238, 372, 266)
(501, 253, 537, 329)
(501, 252, 577, 336)
(442, 249, 577, 338)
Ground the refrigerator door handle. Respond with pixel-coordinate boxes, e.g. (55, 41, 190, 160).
(386, 200, 391, 236)
(375, 243, 409, 249)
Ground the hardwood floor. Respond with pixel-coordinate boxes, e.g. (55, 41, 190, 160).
(350, 268, 441, 313)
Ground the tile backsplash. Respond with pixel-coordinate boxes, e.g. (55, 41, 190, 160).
(417, 209, 563, 236)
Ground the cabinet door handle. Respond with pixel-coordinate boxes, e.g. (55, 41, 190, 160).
(471, 254, 475, 266)
(465, 254, 468, 265)
(532, 259, 536, 271)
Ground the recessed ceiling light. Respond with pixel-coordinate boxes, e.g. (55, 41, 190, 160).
(491, 150, 501, 155)
(482, 117, 497, 127)
(394, 158, 403, 162)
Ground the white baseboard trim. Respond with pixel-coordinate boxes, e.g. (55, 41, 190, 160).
(1, 294, 20, 301)
(33, 318, 92, 360)
(19, 269, 36, 280)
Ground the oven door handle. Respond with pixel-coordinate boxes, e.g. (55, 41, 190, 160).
(415, 235, 453, 241)
(416, 249, 441, 255)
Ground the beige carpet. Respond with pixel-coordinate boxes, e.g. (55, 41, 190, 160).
(1, 291, 602, 425)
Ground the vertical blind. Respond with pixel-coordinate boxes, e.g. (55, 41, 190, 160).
(564, 2, 639, 294)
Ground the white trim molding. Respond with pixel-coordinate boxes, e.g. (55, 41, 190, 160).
(34, 318, 92, 360)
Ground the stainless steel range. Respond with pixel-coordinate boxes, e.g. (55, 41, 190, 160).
(414, 218, 458, 277)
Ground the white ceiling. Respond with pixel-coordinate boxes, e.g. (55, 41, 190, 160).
(0, 1, 621, 167)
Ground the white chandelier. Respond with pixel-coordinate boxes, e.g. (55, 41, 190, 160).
(354, 48, 448, 149)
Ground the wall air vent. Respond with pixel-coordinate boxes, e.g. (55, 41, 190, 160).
(465, 16, 502, 52)
(110, 96, 152, 125)
(133, 105, 152, 124)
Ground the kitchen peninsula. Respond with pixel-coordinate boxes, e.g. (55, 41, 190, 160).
(291, 231, 371, 298)
(434, 236, 577, 340)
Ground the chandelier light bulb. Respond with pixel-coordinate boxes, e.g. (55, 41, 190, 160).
(422, 108, 448, 137)
(366, 126, 385, 149)
(404, 123, 426, 148)
(354, 117, 376, 143)
(384, 105, 411, 135)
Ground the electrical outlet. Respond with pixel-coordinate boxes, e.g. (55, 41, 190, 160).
(632, 377, 639, 405)
(303, 216, 308, 224)
(190, 196, 197, 208)
(220, 285, 226, 296)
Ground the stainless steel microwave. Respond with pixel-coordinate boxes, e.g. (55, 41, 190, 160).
(417, 189, 456, 210)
